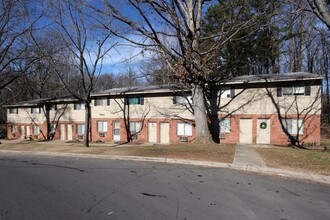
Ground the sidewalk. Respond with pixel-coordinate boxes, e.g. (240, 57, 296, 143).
(0, 140, 329, 185)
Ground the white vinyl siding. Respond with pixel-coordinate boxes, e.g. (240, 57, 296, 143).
(177, 122, 192, 136)
(97, 121, 108, 132)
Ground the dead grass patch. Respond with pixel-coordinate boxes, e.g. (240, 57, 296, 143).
(257, 148, 330, 176)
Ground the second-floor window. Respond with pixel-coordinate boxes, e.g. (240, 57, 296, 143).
(277, 84, 310, 96)
(74, 103, 85, 110)
(94, 98, 110, 106)
(9, 108, 18, 114)
(173, 95, 192, 104)
(31, 107, 41, 114)
(126, 96, 144, 105)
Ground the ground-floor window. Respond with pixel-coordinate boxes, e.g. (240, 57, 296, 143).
(212, 118, 230, 133)
(76, 124, 85, 135)
(33, 126, 40, 135)
(12, 125, 17, 133)
(177, 122, 192, 136)
(129, 122, 141, 135)
(281, 118, 304, 134)
(97, 121, 108, 132)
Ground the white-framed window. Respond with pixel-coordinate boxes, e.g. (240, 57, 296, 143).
(281, 85, 306, 96)
(74, 103, 85, 110)
(97, 121, 108, 132)
(219, 118, 230, 133)
(129, 122, 141, 135)
(95, 98, 110, 106)
(177, 122, 193, 136)
(31, 107, 41, 114)
(281, 118, 304, 134)
(9, 108, 18, 114)
(76, 124, 85, 135)
(50, 124, 56, 133)
(126, 96, 144, 105)
(33, 126, 40, 135)
(12, 125, 17, 133)
(173, 95, 192, 104)
(218, 88, 232, 98)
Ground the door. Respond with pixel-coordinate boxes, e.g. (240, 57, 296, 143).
(239, 119, 253, 144)
(26, 126, 30, 137)
(113, 122, 120, 141)
(256, 119, 270, 144)
(67, 124, 72, 141)
(160, 123, 170, 144)
(148, 122, 157, 143)
(60, 124, 65, 140)
(20, 126, 25, 139)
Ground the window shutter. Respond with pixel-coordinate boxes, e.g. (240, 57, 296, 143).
(124, 97, 128, 105)
(173, 95, 177, 104)
(277, 85, 282, 97)
(74, 103, 77, 110)
(107, 98, 110, 106)
(305, 84, 311, 96)
(140, 95, 144, 105)
(230, 86, 235, 98)
(94, 100, 97, 106)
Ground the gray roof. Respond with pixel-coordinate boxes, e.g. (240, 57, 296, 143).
(224, 72, 323, 84)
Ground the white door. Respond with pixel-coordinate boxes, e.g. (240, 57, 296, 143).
(26, 126, 30, 137)
(256, 119, 270, 144)
(67, 124, 72, 141)
(239, 119, 253, 144)
(60, 124, 65, 140)
(113, 122, 120, 141)
(160, 123, 170, 144)
(20, 126, 25, 139)
(148, 122, 157, 143)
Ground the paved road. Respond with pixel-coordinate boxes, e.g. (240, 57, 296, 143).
(0, 153, 329, 220)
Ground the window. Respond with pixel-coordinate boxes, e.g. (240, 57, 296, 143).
(74, 103, 85, 110)
(12, 125, 17, 133)
(218, 88, 232, 98)
(173, 95, 192, 104)
(76, 124, 85, 135)
(212, 118, 230, 133)
(126, 96, 144, 105)
(95, 98, 110, 106)
(281, 118, 304, 134)
(9, 108, 18, 114)
(33, 126, 40, 135)
(129, 122, 141, 135)
(97, 121, 108, 132)
(31, 107, 41, 114)
(177, 122, 192, 136)
(50, 124, 56, 133)
(278, 85, 309, 96)
(220, 118, 230, 133)
(47, 104, 57, 111)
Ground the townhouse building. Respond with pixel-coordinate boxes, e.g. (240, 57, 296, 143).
(5, 72, 322, 145)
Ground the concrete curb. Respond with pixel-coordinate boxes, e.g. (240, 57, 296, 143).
(0, 150, 329, 185)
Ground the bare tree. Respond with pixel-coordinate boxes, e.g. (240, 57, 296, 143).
(31, 0, 116, 147)
(307, 0, 330, 30)
(92, 0, 265, 143)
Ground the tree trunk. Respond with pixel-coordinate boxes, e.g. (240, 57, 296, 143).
(192, 84, 213, 144)
(84, 101, 91, 147)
